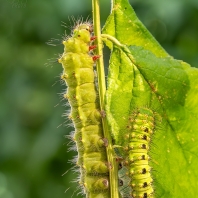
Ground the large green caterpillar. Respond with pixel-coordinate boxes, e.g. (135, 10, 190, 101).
(118, 108, 155, 198)
(58, 22, 110, 197)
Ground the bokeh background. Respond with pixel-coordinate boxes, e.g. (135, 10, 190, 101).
(0, 0, 197, 198)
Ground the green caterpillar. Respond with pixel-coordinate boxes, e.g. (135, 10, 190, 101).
(58, 22, 110, 197)
(117, 108, 155, 198)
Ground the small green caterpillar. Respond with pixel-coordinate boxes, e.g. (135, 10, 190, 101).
(117, 108, 155, 198)
(58, 22, 109, 197)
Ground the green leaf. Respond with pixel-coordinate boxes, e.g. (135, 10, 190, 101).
(103, 0, 198, 197)
(103, 0, 168, 58)
(106, 44, 198, 197)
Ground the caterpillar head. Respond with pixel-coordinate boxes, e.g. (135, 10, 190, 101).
(61, 23, 93, 54)
(73, 23, 92, 43)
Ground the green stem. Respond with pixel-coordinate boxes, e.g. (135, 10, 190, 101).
(101, 33, 135, 63)
(92, 1, 119, 198)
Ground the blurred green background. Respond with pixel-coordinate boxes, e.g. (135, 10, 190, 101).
(0, 0, 197, 198)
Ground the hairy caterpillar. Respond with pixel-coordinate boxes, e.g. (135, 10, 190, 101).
(58, 22, 109, 197)
(118, 108, 155, 198)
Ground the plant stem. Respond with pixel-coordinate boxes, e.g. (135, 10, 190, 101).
(101, 33, 135, 63)
(92, 1, 119, 198)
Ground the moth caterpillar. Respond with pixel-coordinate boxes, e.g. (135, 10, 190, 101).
(58, 22, 109, 197)
(118, 108, 155, 198)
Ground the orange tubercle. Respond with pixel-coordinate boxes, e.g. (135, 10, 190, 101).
(90, 36, 97, 41)
(89, 45, 97, 51)
(92, 55, 100, 61)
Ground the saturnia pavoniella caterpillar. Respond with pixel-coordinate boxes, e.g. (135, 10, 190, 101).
(118, 108, 155, 198)
(58, 22, 110, 197)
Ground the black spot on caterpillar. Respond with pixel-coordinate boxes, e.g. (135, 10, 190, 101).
(58, 21, 109, 197)
(118, 108, 155, 198)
